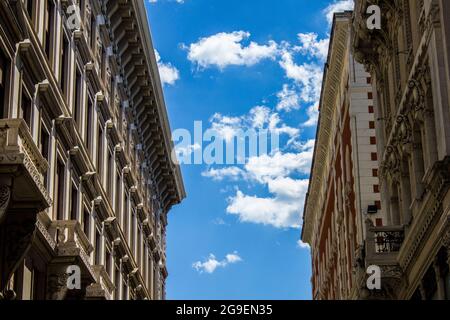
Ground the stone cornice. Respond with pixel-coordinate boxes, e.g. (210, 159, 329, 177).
(302, 13, 352, 244)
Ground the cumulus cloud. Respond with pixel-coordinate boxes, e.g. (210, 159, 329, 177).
(294, 33, 329, 61)
(323, 0, 354, 24)
(193, 252, 242, 274)
(202, 167, 248, 181)
(186, 31, 278, 69)
(155, 50, 180, 86)
(209, 105, 299, 144)
(175, 143, 201, 158)
(227, 179, 309, 229)
(279, 48, 323, 104)
(276, 84, 300, 112)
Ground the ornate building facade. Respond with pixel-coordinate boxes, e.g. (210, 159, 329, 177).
(302, 12, 385, 300)
(352, 0, 450, 299)
(0, 0, 185, 300)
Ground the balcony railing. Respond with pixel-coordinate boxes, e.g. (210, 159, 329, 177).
(374, 228, 404, 253)
(0, 119, 51, 208)
(365, 219, 405, 264)
(49, 220, 94, 271)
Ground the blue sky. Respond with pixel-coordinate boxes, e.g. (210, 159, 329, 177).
(146, 0, 354, 300)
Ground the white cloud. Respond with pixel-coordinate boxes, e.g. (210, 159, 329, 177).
(303, 103, 320, 127)
(276, 84, 300, 112)
(279, 48, 323, 104)
(175, 143, 201, 158)
(294, 33, 329, 61)
(323, 0, 354, 24)
(202, 167, 247, 181)
(226, 179, 309, 229)
(186, 31, 278, 69)
(209, 105, 299, 144)
(155, 50, 180, 86)
(297, 240, 311, 250)
(245, 148, 314, 183)
(193, 252, 242, 274)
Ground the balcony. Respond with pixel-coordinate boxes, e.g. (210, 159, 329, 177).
(85, 266, 115, 300)
(365, 220, 405, 265)
(46, 220, 97, 299)
(48, 220, 94, 271)
(0, 119, 51, 211)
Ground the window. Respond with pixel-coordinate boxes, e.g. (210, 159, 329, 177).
(20, 87, 32, 129)
(90, 14, 96, 49)
(97, 125, 104, 182)
(131, 209, 136, 255)
(107, 148, 114, 201)
(24, 0, 34, 23)
(122, 278, 128, 300)
(114, 265, 120, 299)
(105, 247, 112, 276)
(60, 34, 70, 97)
(74, 68, 83, 128)
(55, 160, 65, 220)
(86, 97, 93, 153)
(40, 123, 50, 188)
(101, 46, 107, 81)
(0, 49, 10, 118)
(70, 183, 78, 221)
(115, 171, 121, 217)
(44, 0, 55, 62)
(83, 208, 91, 240)
(123, 193, 129, 238)
(95, 228, 102, 265)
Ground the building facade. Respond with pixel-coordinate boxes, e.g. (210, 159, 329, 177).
(352, 0, 450, 299)
(0, 0, 185, 300)
(302, 12, 385, 300)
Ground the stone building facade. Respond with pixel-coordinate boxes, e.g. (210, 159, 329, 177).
(352, 0, 450, 299)
(0, 0, 185, 300)
(302, 12, 385, 300)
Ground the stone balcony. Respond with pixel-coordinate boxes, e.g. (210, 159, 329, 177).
(46, 220, 96, 300)
(0, 119, 51, 212)
(364, 219, 406, 299)
(85, 265, 115, 300)
(0, 119, 51, 293)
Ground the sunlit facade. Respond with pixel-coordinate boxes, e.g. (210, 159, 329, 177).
(0, 0, 185, 300)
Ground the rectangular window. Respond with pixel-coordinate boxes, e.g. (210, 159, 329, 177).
(107, 149, 114, 201)
(74, 68, 83, 128)
(97, 125, 104, 182)
(44, 0, 55, 62)
(86, 97, 93, 154)
(55, 160, 65, 220)
(24, 0, 34, 23)
(0, 47, 10, 118)
(70, 183, 78, 221)
(60, 34, 70, 97)
(20, 87, 32, 129)
(131, 210, 136, 255)
(105, 248, 111, 276)
(123, 193, 129, 239)
(83, 208, 90, 240)
(40, 123, 50, 188)
(90, 15, 96, 49)
(95, 228, 102, 265)
(115, 172, 121, 217)
(122, 280, 128, 300)
(114, 266, 120, 300)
